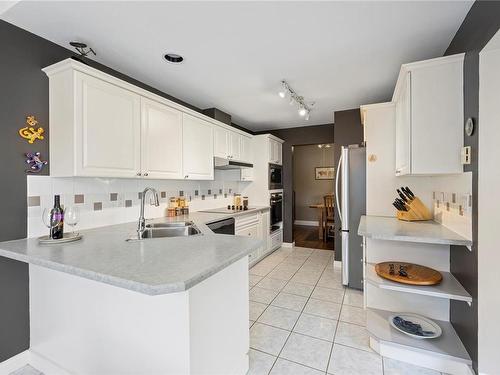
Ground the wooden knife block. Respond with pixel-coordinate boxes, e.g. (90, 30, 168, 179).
(396, 197, 432, 221)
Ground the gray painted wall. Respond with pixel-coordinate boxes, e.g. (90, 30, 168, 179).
(262, 124, 334, 243)
(444, 2, 500, 372)
(293, 145, 334, 222)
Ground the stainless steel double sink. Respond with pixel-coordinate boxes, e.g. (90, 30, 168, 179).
(128, 221, 201, 241)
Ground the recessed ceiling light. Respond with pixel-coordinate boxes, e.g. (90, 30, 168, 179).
(164, 53, 184, 64)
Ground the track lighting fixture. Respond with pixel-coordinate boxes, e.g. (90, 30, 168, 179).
(278, 80, 314, 120)
(69, 41, 96, 57)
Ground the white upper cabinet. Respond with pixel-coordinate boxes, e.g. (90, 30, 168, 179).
(229, 131, 242, 161)
(241, 135, 253, 163)
(74, 72, 141, 178)
(395, 72, 411, 176)
(141, 98, 183, 179)
(393, 54, 464, 176)
(214, 125, 230, 159)
(44, 59, 257, 181)
(269, 138, 282, 165)
(213, 124, 253, 163)
(182, 113, 214, 180)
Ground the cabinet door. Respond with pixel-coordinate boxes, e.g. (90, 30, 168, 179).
(141, 98, 183, 179)
(214, 125, 230, 158)
(240, 135, 253, 163)
(276, 142, 283, 165)
(395, 72, 411, 176)
(261, 211, 270, 254)
(182, 113, 214, 180)
(240, 168, 253, 181)
(75, 72, 141, 177)
(269, 139, 277, 163)
(229, 131, 241, 160)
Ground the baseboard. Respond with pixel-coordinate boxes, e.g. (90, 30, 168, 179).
(282, 241, 295, 248)
(0, 350, 30, 375)
(333, 260, 342, 268)
(294, 220, 319, 227)
(0, 350, 71, 375)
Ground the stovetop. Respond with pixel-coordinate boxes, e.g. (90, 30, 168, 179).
(201, 206, 257, 214)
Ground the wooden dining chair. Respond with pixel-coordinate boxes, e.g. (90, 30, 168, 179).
(323, 194, 335, 241)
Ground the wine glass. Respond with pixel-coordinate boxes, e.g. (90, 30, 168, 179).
(65, 206, 80, 236)
(42, 208, 61, 239)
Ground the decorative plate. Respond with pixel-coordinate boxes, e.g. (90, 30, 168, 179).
(389, 313, 442, 339)
(38, 233, 82, 244)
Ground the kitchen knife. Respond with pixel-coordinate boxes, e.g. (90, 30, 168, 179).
(395, 198, 408, 210)
(403, 186, 415, 198)
(397, 189, 408, 202)
(394, 200, 407, 211)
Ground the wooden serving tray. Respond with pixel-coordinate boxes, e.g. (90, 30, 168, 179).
(375, 262, 442, 286)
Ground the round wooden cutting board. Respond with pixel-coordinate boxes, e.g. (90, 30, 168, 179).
(375, 262, 442, 286)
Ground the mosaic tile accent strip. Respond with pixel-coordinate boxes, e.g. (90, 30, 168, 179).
(28, 196, 40, 207)
(74, 194, 84, 204)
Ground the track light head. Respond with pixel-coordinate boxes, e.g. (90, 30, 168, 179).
(298, 106, 307, 117)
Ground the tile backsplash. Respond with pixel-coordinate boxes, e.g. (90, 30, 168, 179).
(27, 170, 249, 238)
(432, 172, 473, 241)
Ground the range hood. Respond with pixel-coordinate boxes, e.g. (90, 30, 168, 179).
(214, 157, 253, 170)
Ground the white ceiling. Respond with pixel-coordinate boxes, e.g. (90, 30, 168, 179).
(2, 1, 472, 131)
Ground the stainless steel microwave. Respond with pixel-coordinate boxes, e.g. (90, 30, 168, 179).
(269, 164, 283, 190)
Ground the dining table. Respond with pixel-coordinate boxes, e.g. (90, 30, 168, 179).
(309, 203, 325, 240)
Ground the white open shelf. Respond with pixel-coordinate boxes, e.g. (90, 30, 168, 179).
(367, 308, 472, 365)
(358, 216, 472, 247)
(365, 263, 472, 305)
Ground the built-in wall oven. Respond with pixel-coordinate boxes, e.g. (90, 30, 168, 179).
(269, 164, 283, 190)
(270, 193, 283, 225)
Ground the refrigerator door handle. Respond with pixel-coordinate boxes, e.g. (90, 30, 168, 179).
(335, 153, 343, 224)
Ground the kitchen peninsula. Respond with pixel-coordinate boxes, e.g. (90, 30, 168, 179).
(0, 211, 263, 375)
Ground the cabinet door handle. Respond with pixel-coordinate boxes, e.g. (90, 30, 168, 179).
(136, 172, 142, 176)
(144, 173, 149, 177)
(185, 175, 189, 179)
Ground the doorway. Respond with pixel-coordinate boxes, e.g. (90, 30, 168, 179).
(292, 143, 334, 250)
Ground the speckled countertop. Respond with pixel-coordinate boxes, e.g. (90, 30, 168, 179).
(0, 207, 269, 295)
(358, 215, 472, 246)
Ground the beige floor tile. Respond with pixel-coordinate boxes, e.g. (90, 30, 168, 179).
(282, 282, 315, 297)
(270, 358, 324, 375)
(304, 298, 342, 320)
(280, 333, 332, 371)
(249, 274, 264, 287)
(271, 292, 308, 312)
(248, 349, 276, 375)
(311, 286, 345, 303)
(250, 287, 279, 304)
(250, 301, 268, 321)
(334, 322, 371, 352)
(250, 323, 290, 356)
(258, 305, 300, 330)
(256, 277, 288, 292)
(343, 288, 364, 307)
(293, 313, 337, 342)
(327, 344, 383, 375)
(339, 304, 366, 326)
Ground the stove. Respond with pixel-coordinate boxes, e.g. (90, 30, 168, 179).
(201, 206, 258, 214)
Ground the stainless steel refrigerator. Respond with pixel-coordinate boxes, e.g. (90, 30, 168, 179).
(335, 145, 366, 290)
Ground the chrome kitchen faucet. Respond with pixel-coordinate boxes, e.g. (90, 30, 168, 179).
(137, 187, 160, 238)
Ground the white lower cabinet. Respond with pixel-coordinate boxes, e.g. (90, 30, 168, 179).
(182, 113, 214, 180)
(236, 210, 273, 266)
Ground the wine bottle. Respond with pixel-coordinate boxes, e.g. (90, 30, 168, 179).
(51, 195, 64, 239)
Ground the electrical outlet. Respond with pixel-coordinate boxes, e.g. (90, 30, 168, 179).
(461, 146, 471, 165)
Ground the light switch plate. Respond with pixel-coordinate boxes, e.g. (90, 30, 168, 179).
(461, 146, 471, 165)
